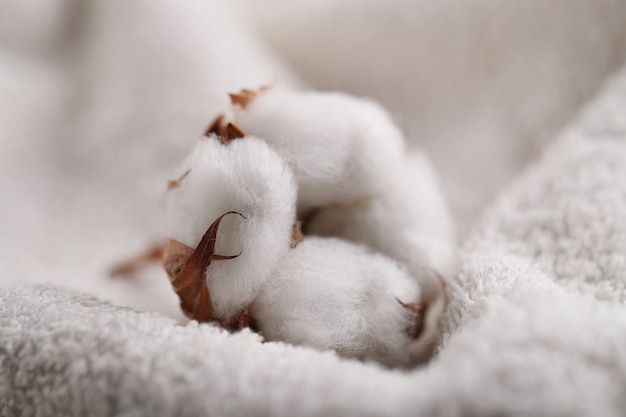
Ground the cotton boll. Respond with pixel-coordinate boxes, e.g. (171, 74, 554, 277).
(250, 237, 429, 367)
(232, 88, 406, 215)
(165, 136, 297, 320)
(306, 149, 456, 282)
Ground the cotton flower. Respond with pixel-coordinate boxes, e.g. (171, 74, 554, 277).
(231, 88, 406, 215)
(250, 237, 442, 367)
(153, 88, 453, 367)
(164, 135, 297, 322)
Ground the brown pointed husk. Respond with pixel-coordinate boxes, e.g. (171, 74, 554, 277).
(228, 86, 268, 108)
(164, 211, 245, 323)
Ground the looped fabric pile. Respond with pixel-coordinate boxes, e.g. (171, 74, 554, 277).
(1, 0, 626, 415)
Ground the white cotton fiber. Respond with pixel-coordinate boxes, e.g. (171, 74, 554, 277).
(250, 237, 427, 367)
(306, 149, 456, 281)
(165, 136, 297, 320)
(232, 88, 406, 215)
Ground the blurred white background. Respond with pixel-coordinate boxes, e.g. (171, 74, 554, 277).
(1, 0, 625, 313)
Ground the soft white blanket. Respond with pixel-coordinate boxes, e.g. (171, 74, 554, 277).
(1, 0, 626, 415)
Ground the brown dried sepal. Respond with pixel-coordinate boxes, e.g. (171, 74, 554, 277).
(397, 299, 425, 316)
(223, 123, 245, 144)
(204, 114, 246, 145)
(290, 221, 304, 248)
(163, 239, 194, 279)
(221, 307, 251, 332)
(205, 114, 228, 137)
(167, 169, 191, 191)
(228, 86, 268, 109)
(109, 244, 165, 277)
(397, 299, 426, 339)
(164, 211, 245, 323)
(405, 270, 449, 364)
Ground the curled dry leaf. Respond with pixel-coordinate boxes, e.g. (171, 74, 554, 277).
(164, 211, 245, 323)
(228, 86, 268, 109)
(162, 239, 194, 281)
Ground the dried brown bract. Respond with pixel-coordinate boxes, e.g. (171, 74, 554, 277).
(167, 169, 191, 190)
(397, 299, 425, 315)
(228, 87, 268, 108)
(164, 211, 245, 322)
(290, 221, 304, 248)
(205, 114, 228, 137)
(406, 271, 448, 362)
(109, 244, 165, 277)
(222, 307, 251, 332)
(204, 114, 246, 145)
(397, 298, 426, 339)
(222, 123, 245, 144)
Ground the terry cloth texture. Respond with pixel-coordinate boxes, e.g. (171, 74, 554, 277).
(2, 0, 626, 415)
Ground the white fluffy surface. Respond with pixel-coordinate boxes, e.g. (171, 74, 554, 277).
(233, 88, 406, 214)
(166, 137, 297, 319)
(3, 0, 626, 415)
(251, 237, 421, 367)
(307, 149, 456, 280)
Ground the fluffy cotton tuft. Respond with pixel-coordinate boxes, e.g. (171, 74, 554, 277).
(306, 149, 456, 282)
(161, 88, 453, 366)
(165, 136, 297, 320)
(250, 237, 426, 367)
(232, 88, 406, 215)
